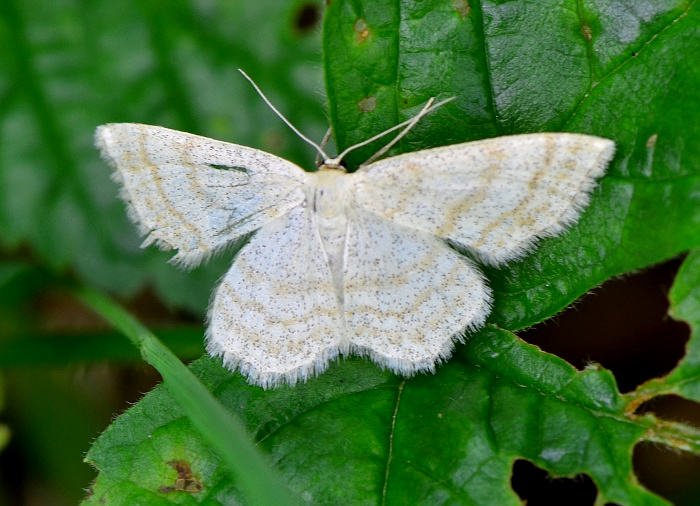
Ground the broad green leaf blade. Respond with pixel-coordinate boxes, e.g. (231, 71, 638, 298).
(0, 0, 326, 314)
(86, 329, 685, 505)
(323, 0, 498, 167)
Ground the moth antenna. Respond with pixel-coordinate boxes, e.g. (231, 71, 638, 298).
(331, 97, 455, 165)
(239, 69, 331, 161)
(361, 97, 434, 166)
(315, 128, 333, 167)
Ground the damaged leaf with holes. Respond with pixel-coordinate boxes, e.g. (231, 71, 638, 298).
(82, 0, 700, 504)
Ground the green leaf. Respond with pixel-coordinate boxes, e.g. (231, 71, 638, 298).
(86, 332, 690, 505)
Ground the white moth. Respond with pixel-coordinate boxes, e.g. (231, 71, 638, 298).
(95, 73, 615, 389)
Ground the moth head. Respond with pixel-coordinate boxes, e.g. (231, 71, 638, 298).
(319, 159, 347, 173)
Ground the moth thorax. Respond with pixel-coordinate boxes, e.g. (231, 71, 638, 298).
(312, 168, 351, 221)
